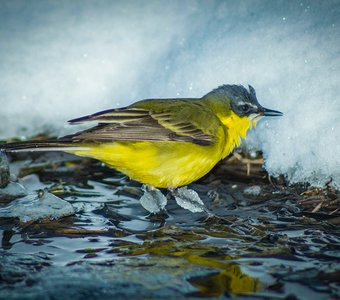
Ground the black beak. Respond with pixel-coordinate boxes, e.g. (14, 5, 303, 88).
(261, 107, 283, 117)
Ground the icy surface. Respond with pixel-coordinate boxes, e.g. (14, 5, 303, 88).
(0, 191, 75, 222)
(243, 185, 262, 197)
(174, 187, 206, 213)
(0, 1, 339, 188)
(140, 185, 167, 213)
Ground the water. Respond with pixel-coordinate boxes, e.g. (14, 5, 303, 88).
(0, 152, 339, 299)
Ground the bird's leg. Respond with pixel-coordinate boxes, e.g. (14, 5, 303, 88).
(140, 184, 167, 214)
(170, 186, 214, 216)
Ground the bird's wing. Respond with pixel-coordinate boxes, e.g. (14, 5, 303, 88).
(68, 102, 216, 146)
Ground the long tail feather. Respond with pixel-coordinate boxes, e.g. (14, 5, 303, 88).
(0, 139, 89, 152)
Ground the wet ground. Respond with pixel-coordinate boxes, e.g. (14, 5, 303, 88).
(0, 151, 339, 299)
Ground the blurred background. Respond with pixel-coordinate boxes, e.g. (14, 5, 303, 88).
(0, 0, 339, 188)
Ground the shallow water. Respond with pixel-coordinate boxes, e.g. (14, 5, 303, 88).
(0, 152, 339, 299)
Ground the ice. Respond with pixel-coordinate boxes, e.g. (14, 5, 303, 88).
(0, 190, 75, 222)
(243, 185, 262, 197)
(173, 187, 206, 213)
(0, 1, 339, 188)
(140, 185, 167, 213)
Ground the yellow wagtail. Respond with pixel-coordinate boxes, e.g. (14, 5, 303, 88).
(2, 85, 282, 212)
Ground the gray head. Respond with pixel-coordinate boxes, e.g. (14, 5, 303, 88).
(205, 84, 282, 117)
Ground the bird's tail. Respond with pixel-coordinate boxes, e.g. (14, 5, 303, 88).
(0, 138, 90, 153)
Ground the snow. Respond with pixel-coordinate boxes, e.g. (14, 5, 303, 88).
(0, 1, 339, 188)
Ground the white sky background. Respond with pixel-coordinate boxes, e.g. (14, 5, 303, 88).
(0, 0, 339, 188)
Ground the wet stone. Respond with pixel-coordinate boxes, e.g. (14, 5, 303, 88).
(0, 190, 75, 222)
(0, 152, 10, 188)
(0, 182, 27, 201)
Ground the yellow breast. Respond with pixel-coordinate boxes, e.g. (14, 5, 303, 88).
(217, 111, 254, 158)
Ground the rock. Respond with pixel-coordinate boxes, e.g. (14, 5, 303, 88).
(0, 152, 10, 188)
(0, 190, 75, 222)
(0, 182, 28, 200)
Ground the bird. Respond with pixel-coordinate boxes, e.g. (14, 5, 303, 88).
(1, 84, 282, 213)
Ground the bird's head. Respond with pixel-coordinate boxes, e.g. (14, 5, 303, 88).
(204, 84, 283, 122)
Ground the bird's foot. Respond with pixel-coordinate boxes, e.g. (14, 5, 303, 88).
(171, 186, 214, 216)
(140, 184, 167, 214)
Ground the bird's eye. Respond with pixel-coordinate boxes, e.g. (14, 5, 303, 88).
(240, 104, 250, 112)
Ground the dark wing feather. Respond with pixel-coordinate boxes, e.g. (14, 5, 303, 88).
(69, 107, 149, 124)
(68, 106, 214, 146)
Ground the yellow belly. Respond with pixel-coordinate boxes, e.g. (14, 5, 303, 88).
(72, 139, 223, 188)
